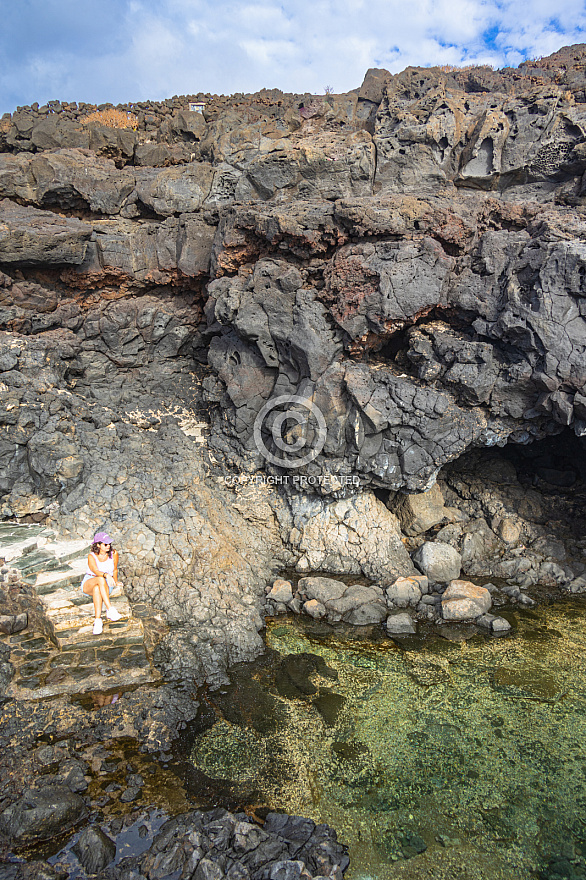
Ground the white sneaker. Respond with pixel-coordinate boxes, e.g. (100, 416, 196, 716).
(106, 607, 122, 621)
(93, 618, 103, 635)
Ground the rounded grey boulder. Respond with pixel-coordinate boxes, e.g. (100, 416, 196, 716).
(413, 542, 461, 584)
(385, 612, 416, 635)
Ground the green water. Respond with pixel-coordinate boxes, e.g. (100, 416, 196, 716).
(190, 604, 586, 879)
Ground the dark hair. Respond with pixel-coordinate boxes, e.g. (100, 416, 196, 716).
(91, 542, 114, 557)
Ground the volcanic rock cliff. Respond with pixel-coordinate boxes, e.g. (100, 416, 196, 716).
(2, 45, 586, 682)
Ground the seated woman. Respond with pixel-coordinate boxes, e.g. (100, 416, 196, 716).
(81, 532, 123, 634)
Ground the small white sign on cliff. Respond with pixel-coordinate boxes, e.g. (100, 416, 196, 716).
(189, 102, 205, 114)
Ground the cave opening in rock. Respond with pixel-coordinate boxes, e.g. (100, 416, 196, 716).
(499, 428, 586, 492)
(436, 427, 586, 577)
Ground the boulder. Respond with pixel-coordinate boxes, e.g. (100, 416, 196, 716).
(172, 110, 207, 139)
(298, 576, 347, 605)
(267, 579, 294, 604)
(134, 164, 214, 216)
(460, 518, 500, 567)
(340, 586, 387, 625)
(303, 599, 326, 619)
(358, 68, 392, 104)
(496, 517, 522, 544)
(0, 785, 87, 844)
(413, 542, 461, 583)
(477, 612, 512, 634)
(392, 483, 449, 536)
(134, 142, 192, 166)
(72, 825, 116, 873)
(31, 117, 90, 151)
(30, 149, 135, 214)
(386, 612, 416, 635)
(298, 577, 386, 625)
(566, 576, 586, 594)
(0, 199, 91, 265)
(385, 576, 424, 607)
(441, 580, 492, 621)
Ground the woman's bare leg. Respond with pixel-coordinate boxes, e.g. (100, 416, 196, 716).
(83, 576, 112, 617)
(97, 579, 112, 612)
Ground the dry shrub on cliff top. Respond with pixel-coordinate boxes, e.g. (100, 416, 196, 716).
(436, 63, 494, 72)
(81, 108, 138, 129)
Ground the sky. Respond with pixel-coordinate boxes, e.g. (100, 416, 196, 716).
(1, 0, 585, 115)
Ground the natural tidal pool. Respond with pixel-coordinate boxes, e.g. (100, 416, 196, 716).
(189, 600, 586, 880)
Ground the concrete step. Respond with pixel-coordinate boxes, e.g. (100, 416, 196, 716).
(50, 539, 90, 563)
(50, 599, 132, 634)
(0, 524, 52, 560)
(35, 559, 111, 595)
(56, 620, 146, 652)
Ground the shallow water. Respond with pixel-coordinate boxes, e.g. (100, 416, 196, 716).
(189, 601, 586, 879)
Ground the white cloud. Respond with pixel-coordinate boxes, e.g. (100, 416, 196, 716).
(1, 0, 585, 113)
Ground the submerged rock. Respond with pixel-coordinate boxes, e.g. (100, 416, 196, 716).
(477, 613, 512, 635)
(275, 653, 338, 698)
(72, 825, 116, 873)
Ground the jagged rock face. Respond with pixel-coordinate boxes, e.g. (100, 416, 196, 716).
(204, 194, 586, 490)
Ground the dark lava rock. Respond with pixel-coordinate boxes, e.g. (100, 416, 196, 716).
(0, 613, 28, 635)
(399, 832, 427, 858)
(0, 862, 63, 880)
(72, 824, 116, 873)
(0, 784, 88, 844)
(105, 808, 351, 880)
(312, 691, 346, 726)
(275, 654, 338, 699)
(119, 785, 142, 803)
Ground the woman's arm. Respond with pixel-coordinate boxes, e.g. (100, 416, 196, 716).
(112, 550, 119, 584)
(87, 553, 101, 576)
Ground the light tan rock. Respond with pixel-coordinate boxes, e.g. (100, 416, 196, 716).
(386, 576, 423, 607)
(392, 483, 449, 536)
(497, 518, 522, 544)
(267, 579, 294, 604)
(303, 599, 326, 619)
(291, 491, 415, 585)
(441, 579, 492, 621)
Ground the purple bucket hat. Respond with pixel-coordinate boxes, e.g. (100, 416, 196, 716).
(94, 532, 112, 544)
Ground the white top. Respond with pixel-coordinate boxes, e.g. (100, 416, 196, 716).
(85, 552, 114, 577)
